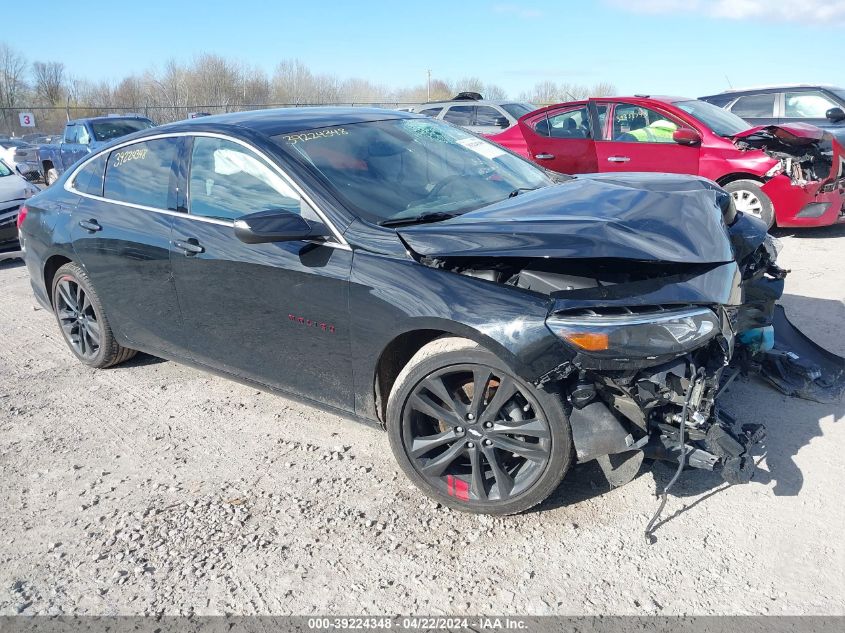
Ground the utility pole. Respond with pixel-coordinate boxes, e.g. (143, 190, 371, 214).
(427, 69, 432, 102)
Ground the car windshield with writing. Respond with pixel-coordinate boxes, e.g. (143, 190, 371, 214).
(272, 118, 551, 225)
(675, 99, 751, 137)
(90, 118, 154, 142)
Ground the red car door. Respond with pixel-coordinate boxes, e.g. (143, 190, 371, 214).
(593, 100, 700, 174)
(519, 104, 598, 174)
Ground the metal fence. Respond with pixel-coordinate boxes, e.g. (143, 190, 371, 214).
(1, 103, 418, 137)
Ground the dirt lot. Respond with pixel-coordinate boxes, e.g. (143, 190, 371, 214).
(0, 225, 843, 617)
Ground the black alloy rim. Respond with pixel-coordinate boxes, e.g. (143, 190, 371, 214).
(56, 276, 101, 359)
(402, 364, 552, 504)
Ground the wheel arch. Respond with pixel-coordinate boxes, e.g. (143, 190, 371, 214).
(43, 254, 73, 307)
(715, 172, 764, 187)
(371, 321, 535, 424)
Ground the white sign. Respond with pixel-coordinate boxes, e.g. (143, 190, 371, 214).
(19, 112, 35, 127)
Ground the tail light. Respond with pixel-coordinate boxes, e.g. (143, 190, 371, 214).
(16, 205, 28, 230)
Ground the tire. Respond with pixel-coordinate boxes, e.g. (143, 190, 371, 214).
(386, 336, 573, 515)
(51, 262, 137, 368)
(723, 179, 775, 229)
(45, 168, 59, 186)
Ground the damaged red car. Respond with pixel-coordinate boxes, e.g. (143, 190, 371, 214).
(488, 96, 845, 228)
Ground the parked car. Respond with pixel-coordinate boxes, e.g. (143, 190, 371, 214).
(0, 139, 33, 174)
(0, 159, 39, 254)
(488, 96, 845, 228)
(407, 92, 535, 135)
(18, 108, 841, 515)
(699, 84, 845, 143)
(30, 115, 154, 185)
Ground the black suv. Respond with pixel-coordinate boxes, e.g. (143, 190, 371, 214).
(700, 85, 845, 141)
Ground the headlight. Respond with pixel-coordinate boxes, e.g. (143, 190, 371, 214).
(24, 185, 39, 198)
(547, 307, 720, 358)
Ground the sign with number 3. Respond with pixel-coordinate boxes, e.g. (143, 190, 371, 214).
(19, 112, 35, 127)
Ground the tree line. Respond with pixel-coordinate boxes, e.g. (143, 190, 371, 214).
(0, 42, 616, 135)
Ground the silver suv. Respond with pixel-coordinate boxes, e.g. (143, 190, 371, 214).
(406, 94, 536, 135)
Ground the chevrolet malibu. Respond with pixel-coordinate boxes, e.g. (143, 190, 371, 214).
(17, 109, 840, 516)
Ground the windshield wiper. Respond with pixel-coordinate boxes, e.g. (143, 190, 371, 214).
(380, 212, 460, 227)
(508, 187, 540, 198)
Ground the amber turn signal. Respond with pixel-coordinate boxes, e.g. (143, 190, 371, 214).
(562, 332, 609, 351)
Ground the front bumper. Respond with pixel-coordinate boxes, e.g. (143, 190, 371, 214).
(762, 174, 845, 227)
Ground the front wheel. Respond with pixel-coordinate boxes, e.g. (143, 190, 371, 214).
(386, 337, 572, 515)
(723, 179, 775, 229)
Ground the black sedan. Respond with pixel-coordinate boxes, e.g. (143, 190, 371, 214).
(18, 108, 834, 515)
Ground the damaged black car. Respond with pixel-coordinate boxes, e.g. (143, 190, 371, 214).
(19, 108, 845, 516)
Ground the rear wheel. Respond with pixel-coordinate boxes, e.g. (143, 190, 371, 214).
(723, 179, 775, 229)
(51, 262, 137, 368)
(386, 337, 572, 515)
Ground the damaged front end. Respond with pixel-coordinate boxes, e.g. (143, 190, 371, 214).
(398, 174, 843, 496)
(733, 123, 845, 226)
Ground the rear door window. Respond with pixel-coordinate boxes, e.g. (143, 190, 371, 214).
(729, 94, 776, 118)
(547, 107, 592, 138)
(103, 137, 180, 209)
(475, 106, 504, 126)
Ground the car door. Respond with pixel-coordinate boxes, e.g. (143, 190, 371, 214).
(69, 137, 185, 354)
(60, 125, 80, 169)
(62, 124, 92, 168)
(519, 104, 598, 174)
(593, 100, 700, 174)
(169, 135, 355, 411)
(727, 93, 777, 127)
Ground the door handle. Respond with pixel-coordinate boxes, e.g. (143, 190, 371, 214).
(78, 219, 101, 232)
(607, 156, 631, 163)
(534, 153, 555, 160)
(173, 238, 204, 256)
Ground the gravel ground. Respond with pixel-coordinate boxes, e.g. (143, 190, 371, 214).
(0, 225, 843, 616)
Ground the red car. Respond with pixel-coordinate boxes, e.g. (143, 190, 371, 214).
(488, 96, 845, 228)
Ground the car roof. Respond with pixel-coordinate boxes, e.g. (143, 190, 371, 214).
(67, 115, 152, 124)
(705, 84, 843, 97)
(416, 100, 528, 108)
(158, 107, 419, 136)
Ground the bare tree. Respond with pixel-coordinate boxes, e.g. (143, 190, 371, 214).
(32, 60, 65, 105)
(0, 43, 29, 133)
(485, 83, 508, 100)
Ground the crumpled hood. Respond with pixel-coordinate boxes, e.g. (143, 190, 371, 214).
(730, 122, 826, 144)
(398, 173, 735, 264)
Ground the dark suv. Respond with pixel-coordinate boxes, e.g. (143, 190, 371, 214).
(699, 85, 845, 142)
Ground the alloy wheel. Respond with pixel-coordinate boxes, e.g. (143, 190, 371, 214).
(55, 276, 101, 360)
(402, 364, 552, 505)
(730, 189, 764, 219)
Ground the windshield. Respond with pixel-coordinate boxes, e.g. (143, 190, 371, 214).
(272, 118, 551, 225)
(90, 118, 154, 141)
(674, 99, 752, 136)
(831, 89, 845, 103)
(0, 160, 12, 177)
(500, 103, 535, 119)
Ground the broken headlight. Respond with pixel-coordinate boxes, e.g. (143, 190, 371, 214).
(548, 308, 720, 358)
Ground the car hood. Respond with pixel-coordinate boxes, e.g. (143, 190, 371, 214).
(730, 122, 827, 144)
(397, 173, 735, 264)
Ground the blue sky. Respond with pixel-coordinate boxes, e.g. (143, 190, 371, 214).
(9, 0, 845, 98)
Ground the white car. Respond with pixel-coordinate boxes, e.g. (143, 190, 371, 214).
(0, 159, 39, 256)
(0, 139, 32, 174)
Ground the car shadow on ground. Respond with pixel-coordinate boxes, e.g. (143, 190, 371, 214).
(0, 254, 24, 267)
(772, 223, 845, 239)
(538, 294, 844, 518)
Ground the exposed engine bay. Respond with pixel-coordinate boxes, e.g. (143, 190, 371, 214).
(398, 175, 845, 517)
(735, 125, 837, 185)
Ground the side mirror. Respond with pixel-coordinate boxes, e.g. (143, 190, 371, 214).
(234, 209, 331, 244)
(826, 107, 845, 122)
(673, 127, 702, 146)
(495, 116, 510, 129)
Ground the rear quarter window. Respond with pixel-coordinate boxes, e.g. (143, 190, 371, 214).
(103, 138, 179, 209)
(72, 154, 108, 196)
